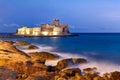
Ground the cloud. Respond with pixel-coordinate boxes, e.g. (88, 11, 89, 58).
(101, 11, 120, 21)
(3, 23, 20, 27)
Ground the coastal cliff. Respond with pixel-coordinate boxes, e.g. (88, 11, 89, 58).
(0, 40, 120, 80)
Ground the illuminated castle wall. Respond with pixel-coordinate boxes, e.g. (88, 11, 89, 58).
(16, 19, 70, 36)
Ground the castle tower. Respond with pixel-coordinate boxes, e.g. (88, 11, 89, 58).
(53, 19, 59, 26)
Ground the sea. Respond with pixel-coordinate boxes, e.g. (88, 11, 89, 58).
(0, 33, 120, 74)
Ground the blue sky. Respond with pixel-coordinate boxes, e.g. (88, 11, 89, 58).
(0, 0, 120, 33)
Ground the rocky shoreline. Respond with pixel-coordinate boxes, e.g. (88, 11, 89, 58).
(0, 40, 120, 80)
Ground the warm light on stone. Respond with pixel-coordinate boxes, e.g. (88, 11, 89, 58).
(53, 32, 58, 35)
(42, 31, 48, 35)
(16, 19, 70, 36)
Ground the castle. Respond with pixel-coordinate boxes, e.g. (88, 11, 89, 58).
(16, 19, 70, 36)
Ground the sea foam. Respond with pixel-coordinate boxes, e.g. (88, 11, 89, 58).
(19, 44, 120, 75)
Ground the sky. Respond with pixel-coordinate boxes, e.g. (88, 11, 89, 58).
(0, 0, 120, 33)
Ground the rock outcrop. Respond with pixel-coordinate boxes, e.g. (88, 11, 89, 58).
(28, 52, 60, 60)
(0, 40, 120, 80)
(56, 58, 87, 70)
(15, 41, 30, 46)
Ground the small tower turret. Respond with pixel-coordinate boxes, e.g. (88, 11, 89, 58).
(53, 19, 59, 26)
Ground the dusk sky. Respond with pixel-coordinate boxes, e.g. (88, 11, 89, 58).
(0, 0, 120, 33)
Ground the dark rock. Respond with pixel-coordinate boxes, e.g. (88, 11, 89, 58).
(47, 66, 56, 72)
(93, 76, 103, 80)
(25, 60, 34, 66)
(54, 68, 81, 80)
(59, 68, 81, 77)
(28, 45, 39, 50)
(0, 66, 18, 80)
(110, 71, 120, 80)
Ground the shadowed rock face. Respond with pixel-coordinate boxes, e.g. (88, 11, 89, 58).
(0, 66, 18, 80)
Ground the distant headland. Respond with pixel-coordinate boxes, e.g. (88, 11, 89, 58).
(16, 19, 70, 36)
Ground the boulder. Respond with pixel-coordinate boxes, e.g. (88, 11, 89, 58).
(29, 52, 59, 60)
(32, 59, 46, 64)
(109, 71, 120, 80)
(0, 66, 18, 80)
(93, 76, 103, 80)
(56, 59, 72, 70)
(15, 41, 30, 46)
(28, 45, 39, 50)
(0, 40, 30, 64)
(54, 68, 81, 80)
(56, 58, 87, 70)
(83, 67, 97, 74)
(72, 58, 87, 64)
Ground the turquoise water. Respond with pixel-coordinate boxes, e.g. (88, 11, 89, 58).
(1, 33, 120, 64)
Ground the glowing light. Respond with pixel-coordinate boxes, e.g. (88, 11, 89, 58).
(26, 31, 30, 34)
(42, 31, 48, 35)
(53, 32, 58, 35)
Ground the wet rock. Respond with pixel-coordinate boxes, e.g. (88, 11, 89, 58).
(28, 45, 39, 50)
(26, 71, 56, 80)
(103, 73, 110, 80)
(33, 59, 46, 64)
(54, 68, 81, 80)
(72, 58, 87, 64)
(56, 59, 72, 70)
(25, 60, 34, 66)
(0, 66, 18, 80)
(15, 41, 30, 46)
(59, 68, 81, 77)
(83, 67, 97, 74)
(93, 76, 103, 80)
(56, 58, 87, 70)
(29, 52, 59, 60)
(47, 65, 56, 72)
(109, 71, 120, 80)
(55, 76, 67, 80)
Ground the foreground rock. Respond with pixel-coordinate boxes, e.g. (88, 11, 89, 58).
(56, 58, 87, 70)
(28, 52, 60, 61)
(0, 40, 120, 80)
(0, 66, 17, 80)
(0, 40, 30, 66)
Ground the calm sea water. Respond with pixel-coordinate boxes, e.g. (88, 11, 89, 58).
(1, 33, 120, 64)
